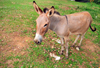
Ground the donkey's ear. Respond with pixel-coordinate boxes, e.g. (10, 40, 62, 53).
(33, 1, 43, 14)
(46, 6, 55, 17)
(50, 6, 54, 9)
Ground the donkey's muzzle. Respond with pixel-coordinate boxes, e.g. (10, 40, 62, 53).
(34, 39, 41, 44)
(34, 33, 43, 44)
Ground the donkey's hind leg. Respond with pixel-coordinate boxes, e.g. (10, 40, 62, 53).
(76, 33, 85, 51)
(71, 34, 80, 47)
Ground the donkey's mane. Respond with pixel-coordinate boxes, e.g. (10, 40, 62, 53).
(43, 8, 60, 15)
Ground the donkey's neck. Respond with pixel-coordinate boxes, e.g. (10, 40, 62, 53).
(48, 14, 68, 36)
(49, 14, 63, 31)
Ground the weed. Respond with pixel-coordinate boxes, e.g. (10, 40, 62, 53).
(23, 29, 27, 33)
(0, 0, 100, 68)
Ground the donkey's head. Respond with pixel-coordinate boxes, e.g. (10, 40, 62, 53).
(33, 1, 55, 44)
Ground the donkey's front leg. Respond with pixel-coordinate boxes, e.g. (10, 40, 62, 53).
(59, 37, 64, 55)
(64, 37, 69, 59)
(65, 41, 69, 59)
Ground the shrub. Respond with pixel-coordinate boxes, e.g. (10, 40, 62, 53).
(93, 0, 100, 4)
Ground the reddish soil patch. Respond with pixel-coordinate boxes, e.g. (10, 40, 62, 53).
(0, 32, 32, 56)
(82, 39, 100, 53)
(59, 6, 71, 10)
(0, 31, 33, 68)
(59, 5, 77, 11)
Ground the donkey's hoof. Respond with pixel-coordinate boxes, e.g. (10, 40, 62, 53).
(76, 46, 80, 51)
(71, 45, 75, 48)
(65, 56, 68, 59)
(59, 52, 63, 55)
(59, 50, 64, 55)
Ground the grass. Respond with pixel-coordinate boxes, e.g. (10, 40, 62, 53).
(0, 0, 100, 68)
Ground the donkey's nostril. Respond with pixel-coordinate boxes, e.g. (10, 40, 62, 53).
(37, 41, 40, 44)
(34, 40, 40, 44)
(34, 39, 41, 44)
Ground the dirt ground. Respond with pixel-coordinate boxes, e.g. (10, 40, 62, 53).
(0, 30, 100, 68)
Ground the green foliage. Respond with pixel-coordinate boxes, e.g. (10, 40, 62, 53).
(93, 0, 100, 4)
(23, 30, 27, 33)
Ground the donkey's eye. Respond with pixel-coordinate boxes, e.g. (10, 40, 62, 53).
(44, 24, 48, 27)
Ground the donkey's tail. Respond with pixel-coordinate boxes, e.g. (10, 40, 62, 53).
(90, 25, 96, 32)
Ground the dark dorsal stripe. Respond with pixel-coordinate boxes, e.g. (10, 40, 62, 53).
(64, 15, 68, 24)
(54, 11, 60, 15)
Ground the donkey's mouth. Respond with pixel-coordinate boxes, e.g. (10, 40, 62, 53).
(34, 39, 42, 44)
